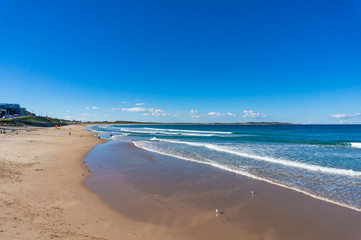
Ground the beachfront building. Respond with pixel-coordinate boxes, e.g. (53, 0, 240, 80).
(0, 103, 34, 118)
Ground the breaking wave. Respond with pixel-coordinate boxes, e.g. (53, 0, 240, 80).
(151, 138, 361, 177)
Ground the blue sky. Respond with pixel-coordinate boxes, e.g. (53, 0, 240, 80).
(1, 0, 361, 123)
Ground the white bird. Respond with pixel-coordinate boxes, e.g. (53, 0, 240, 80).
(215, 209, 224, 215)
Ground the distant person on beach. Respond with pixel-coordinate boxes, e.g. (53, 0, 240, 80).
(69, 132, 71, 136)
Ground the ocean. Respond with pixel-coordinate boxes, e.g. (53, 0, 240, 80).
(89, 124, 361, 211)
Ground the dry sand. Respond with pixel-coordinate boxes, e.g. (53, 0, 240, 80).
(0, 126, 185, 240)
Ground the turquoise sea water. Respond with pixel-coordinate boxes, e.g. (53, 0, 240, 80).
(89, 124, 361, 211)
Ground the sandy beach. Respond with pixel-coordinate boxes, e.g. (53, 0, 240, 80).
(1, 126, 361, 240)
(0, 126, 180, 240)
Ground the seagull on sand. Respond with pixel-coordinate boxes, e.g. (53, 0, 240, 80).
(251, 190, 257, 198)
(215, 209, 224, 216)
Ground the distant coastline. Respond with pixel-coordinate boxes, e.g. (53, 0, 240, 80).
(82, 121, 298, 125)
(1, 115, 297, 127)
(4, 116, 361, 127)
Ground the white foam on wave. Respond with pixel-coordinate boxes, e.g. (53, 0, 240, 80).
(120, 128, 162, 134)
(133, 141, 361, 212)
(143, 127, 233, 134)
(151, 138, 361, 177)
(120, 128, 216, 137)
(98, 125, 120, 131)
(351, 142, 361, 149)
(110, 134, 128, 140)
(95, 126, 237, 137)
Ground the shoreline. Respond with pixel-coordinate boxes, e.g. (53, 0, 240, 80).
(84, 139, 361, 240)
(94, 122, 361, 213)
(133, 141, 361, 213)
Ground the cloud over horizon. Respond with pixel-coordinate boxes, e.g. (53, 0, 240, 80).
(208, 112, 223, 117)
(242, 110, 268, 119)
(331, 112, 361, 119)
(122, 107, 171, 116)
(190, 109, 201, 118)
(85, 106, 99, 110)
(121, 107, 147, 112)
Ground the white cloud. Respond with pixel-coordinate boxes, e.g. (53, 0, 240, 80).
(63, 116, 72, 120)
(331, 112, 360, 119)
(207, 111, 236, 117)
(152, 109, 162, 113)
(143, 112, 171, 116)
(149, 109, 171, 116)
(122, 107, 171, 116)
(331, 113, 347, 119)
(122, 101, 129, 104)
(242, 110, 268, 119)
(208, 112, 223, 117)
(190, 109, 201, 118)
(86, 106, 99, 110)
(190, 110, 236, 118)
(122, 107, 147, 112)
(82, 113, 87, 116)
(135, 103, 145, 106)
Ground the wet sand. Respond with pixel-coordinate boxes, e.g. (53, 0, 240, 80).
(84, 140, 361, 240)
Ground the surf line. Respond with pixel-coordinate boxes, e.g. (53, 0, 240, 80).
(133, 141, 361, 213)
(151, 138, 361, 177)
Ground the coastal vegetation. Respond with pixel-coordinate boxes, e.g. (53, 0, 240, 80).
(0, 118, 19, 126)
(0, 116, 73, 127)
